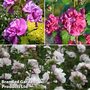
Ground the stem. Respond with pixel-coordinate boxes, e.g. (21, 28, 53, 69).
(74, 0, 76, 7)
(51, 1, 53, 14)
(35, 22, 38, 27)
(75, 36, 78, 44)
(53, 2, 55, 14)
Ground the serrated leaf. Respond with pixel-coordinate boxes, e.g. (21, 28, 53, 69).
(78, 35, 86, 42)
(60, 30, 70, 44)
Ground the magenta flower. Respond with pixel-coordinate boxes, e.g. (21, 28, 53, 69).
(60, 8, 86, 36)
(3, 0, 17, 13)
(10, 18, 27, 36)
(2, 18, 27, 44)
(3, 27, 18, 44)
(45, 14, 59, 35)
(54, 35, 62, 44)
(3, 0, 15, 8)
(23, 1, 42, 22)
(86, 35, 90, 44)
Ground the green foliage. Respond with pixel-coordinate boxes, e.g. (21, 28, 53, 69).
(52, 31, 57, 38)
(70, 36, 75, 41)
(86, 13, 90, 25)
(62, 0, 70, 4)
(85, 2, 90, 13)
(85, 27, 90, 34)
(20, 36, 29, 44)
(84, 2, 90, 36)
(78, 35, 86, 42)
(26, 21, 44, 44)
(60, 30, 70, 44)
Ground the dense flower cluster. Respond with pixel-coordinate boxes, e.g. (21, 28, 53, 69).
(53, 50, 65, 64)
(23, 0, 42, 23)
(0, 45, 90, 90)
(45, 0, 90, 44)
(2, 18, 27, 44)
(60, 8, 86, 36)
(3, 0, 15, 8)
(1, 45, 90, 89)
(69, 71, 87, 88)
(45, 14, 59, 35)
(52, 65, 66, 83)
(3, 0, 17, 13)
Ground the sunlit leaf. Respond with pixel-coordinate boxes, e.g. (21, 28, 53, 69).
(60, 30, 70, 44)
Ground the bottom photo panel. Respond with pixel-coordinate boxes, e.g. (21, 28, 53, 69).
(0, 45, 90, 90)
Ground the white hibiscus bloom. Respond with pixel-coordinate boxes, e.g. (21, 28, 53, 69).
(12, 60, 24, 73)
(28, 59, 38, 68)
(0, 48, 10, 58)
(25, 74, 42, 87)
(28, 59, 41, 74)
(54, 86, 65, 90)
(87, 88, 90, 90)
(42, 71, 50, 83)
(0, 58, 11, 67)
(66, 51, 76, 58)
(80, 54, 90, 63)
(44, 45, 51, 49)
(0, 58, 4, 67)
(77, 45, 86, 53)
(3, 58, 11, 66)
(52, 65, 66, 83)
(53, 51, 65, 65)
(69, 71, 87, 88)
(0, 73, 12, 80)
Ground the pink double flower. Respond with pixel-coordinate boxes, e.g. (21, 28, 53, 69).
(2, 18, 27, 44)
(60, 8, 86, 36)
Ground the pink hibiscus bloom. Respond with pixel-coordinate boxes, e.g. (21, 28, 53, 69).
(10, 18, 27, 36)
(2, 18, 27, 44)
(86, 35, 90, 44)
(45, 14, 59, 35)
(23, 0, 42, 23)
(60, 8, 86, 36)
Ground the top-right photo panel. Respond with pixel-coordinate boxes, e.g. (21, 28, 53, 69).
(45, 0, 90, 44)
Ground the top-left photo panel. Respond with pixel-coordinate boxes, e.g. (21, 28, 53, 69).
(0, 0, 44, 44)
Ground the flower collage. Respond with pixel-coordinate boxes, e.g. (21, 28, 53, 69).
(0, 0, 90, 90)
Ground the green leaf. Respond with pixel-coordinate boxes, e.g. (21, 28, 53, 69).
(60, 30, 70, 44)
(70, 36, 75, 41)
(62, 0, 70, 4)
(85, 3, 90, 13)
(78, 35, 86, 42)
(85, 27, 90, 34)
(52, 31, 57, 38)
(86, 13, 90, 25)
(20, 36, 29, 44)
(27, 21, 44, 44)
